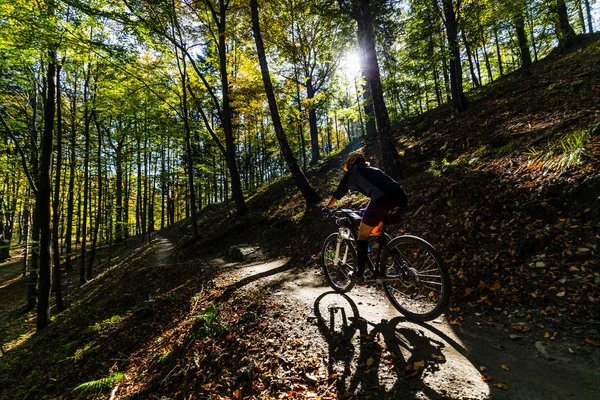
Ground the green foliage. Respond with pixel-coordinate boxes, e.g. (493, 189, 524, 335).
(88, 315, 122, 333)
(73, 372, 124, 393)
(524, 130, 591, 172)
(68, 341, 99, 362)
(157, 349, 177, 366)
(193, 304, 227, 339)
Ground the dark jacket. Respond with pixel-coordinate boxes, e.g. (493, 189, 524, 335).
(333, 163, 404, 201)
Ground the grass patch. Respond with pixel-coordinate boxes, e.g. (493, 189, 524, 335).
(524, 130, 591, 172)
(88, 315, 122, 333)
(73, 372, 124, 393)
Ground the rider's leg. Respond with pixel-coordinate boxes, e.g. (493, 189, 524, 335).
(355, 222, 374, 278)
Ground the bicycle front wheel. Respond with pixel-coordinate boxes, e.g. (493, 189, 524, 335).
(381, 235, 450, 321)
(321, 233, 356, 293)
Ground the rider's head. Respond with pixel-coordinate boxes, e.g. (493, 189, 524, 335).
(344, 153, 369, 172)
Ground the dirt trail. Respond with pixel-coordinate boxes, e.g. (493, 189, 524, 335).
(215, 256, 599, 399)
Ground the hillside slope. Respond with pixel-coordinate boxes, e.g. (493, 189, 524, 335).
(0, 38, 599, 400)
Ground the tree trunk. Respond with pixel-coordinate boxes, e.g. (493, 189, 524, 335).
(360, 79, 377, 140)
(80, 72, 91, 285)
(114, 138, 124, 244)
(177, 49, 199, 239)
(493, 25, 504, 76)
(214, 2, 247, 216)
(461, 28, 480, 88)
(88, 113, 103, 277)
(584, 0, 594, 33)
(354, 0, 402, 179)
(577, 0, 586, 33)
(515, 13, 532, 73)
(251, 0, 321, 206)
(306, 78, 321, 165)
(356, 11, 378, 140)
(22, 204, 30, 277)
(64, 83, 76, 272)
(556, 0, 577, 49)
(51, 63, 64, 312)
(37, 50, 57, 331)
(443, 0, 468, 112)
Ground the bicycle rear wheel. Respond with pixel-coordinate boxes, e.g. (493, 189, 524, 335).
(381, 235, 450, 321)
(321, 233, 356, 293)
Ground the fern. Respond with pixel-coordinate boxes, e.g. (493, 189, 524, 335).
(73, 372, 124, 393)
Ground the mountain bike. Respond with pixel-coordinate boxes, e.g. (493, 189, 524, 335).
(321, 209, 450, 321)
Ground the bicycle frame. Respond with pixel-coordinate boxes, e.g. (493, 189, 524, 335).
(331, 210, 411, 279)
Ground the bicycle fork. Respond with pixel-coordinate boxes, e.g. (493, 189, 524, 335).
(334, 227, 351, 267)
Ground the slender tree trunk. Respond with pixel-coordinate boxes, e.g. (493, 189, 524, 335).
(37, 49, 57, 331)
(80, 73, 91, 285)
(251, 0, 321, 206)
(584, 0, 594, 33)
(51, 63, 64, 312)
(527, 7, 539, 63)
(22, 204, 30, 277)
(176, 48, 199, 239)
(26, 88, 40, 310)
(114, 137, 124, 244)
(65, 82, 76, 273)
(577, 0, 586, 33)
(306, 78, 321, 165)
(443, 0, 468, 112)
(461, 28, 480, 88)
(88, 114, 102, 277)
(494, 25, 504, 76)
(214, 2, 247, 216)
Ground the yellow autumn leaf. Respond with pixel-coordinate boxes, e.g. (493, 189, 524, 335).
(570, 266, 579, 272)
(494, 383, 509, 390)
(413, 360, 425, 371)
(366, 357, 375, 367)
(501, 364, 510, 371)
(544, 332, 550, 338)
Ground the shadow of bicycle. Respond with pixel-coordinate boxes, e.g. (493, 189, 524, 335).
(312, 291, 488, 399)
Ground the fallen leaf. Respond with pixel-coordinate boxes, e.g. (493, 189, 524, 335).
(501, 364, 510, 371)
(413, 360, 425, 370)
(481, 375, 492, 381)
(366, 357, 375, 367)
(494, 383, 509, 390)
(431, 354, 446, 362)
(584, 337, 600, 346)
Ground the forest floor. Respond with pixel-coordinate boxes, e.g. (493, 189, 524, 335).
(1, 37, 600, 399)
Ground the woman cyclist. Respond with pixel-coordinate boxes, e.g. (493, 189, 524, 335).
(323, 153, 407, 283)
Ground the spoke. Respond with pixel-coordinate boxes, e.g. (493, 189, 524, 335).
(419, 280, 443, 286)
(416, 273, 442, 279)
(418, 265, 440, 274)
